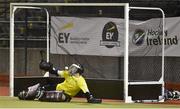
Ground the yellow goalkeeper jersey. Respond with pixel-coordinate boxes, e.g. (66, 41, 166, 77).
(56, 70, 89, 97)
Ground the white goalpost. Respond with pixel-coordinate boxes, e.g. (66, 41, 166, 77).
(9, 3, 165, 103)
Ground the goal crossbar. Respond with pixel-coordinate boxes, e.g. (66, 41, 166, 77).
(10, 3, 128, 7)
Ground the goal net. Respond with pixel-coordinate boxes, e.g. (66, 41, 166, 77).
(9, 3, 164, 103)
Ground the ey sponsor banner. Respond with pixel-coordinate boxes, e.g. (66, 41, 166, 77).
(50, 16, 124, 56)
(51, 16, 180, 56)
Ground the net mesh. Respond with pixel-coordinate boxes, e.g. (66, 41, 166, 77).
(13, 5, 125, 80)
(12, 6, 165, 83)
(6, 5, 167, 87)
(128, 9, 163, 82)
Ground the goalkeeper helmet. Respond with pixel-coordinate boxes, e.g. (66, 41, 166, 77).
(68, 64, 84, 75)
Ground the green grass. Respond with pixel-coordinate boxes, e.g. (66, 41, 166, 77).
(0, 96, 180, 108)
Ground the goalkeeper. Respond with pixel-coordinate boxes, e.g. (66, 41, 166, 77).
(18, 60, 102, 103)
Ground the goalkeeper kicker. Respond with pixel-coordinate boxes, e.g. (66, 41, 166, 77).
(18, 60, 102, 103)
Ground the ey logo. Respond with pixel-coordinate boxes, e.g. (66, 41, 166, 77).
(57, 22, 74, 44)
(58, 33, 70, 43)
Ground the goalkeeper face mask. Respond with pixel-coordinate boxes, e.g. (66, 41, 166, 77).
(68, 64, 84, 75)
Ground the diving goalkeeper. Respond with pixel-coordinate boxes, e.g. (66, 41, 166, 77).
(18, 60, 102, 103)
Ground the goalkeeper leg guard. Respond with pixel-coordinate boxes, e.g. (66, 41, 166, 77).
(38, 90, 71, 102)
(18, 83, 40, 100)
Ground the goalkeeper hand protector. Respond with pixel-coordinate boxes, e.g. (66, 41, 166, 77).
(39, 60, 58, 76)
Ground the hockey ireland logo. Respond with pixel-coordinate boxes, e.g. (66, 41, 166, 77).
(132, 28, 178, 46)
(132, 29, 146, 46)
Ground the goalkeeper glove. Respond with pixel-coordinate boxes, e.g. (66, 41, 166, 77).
(39, 60, 58, 76)
(39, 60, 53, 71)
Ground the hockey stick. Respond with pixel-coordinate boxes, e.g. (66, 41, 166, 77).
(40, 50, 46, 61)
(39, 50, 50, 77)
